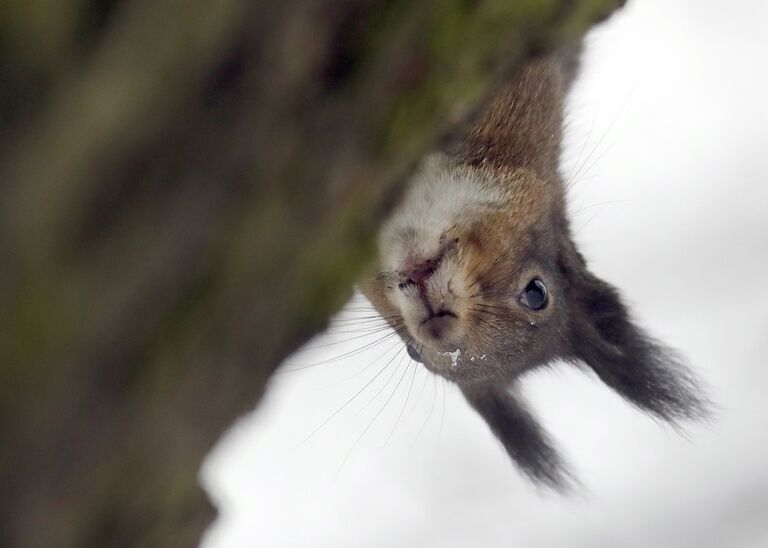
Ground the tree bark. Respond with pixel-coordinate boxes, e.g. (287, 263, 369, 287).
(0, 1, 623, 546)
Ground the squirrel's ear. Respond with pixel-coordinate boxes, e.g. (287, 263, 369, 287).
(563, 253, 709, 423)
(462, 384, 574, 490)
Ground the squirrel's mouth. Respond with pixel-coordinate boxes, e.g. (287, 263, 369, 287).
(410, 285, 461, 346)
(393, 245, 464, 349)
(417, 310, 459, 343)
(398, 256, 458, 322)
(420, 308, 458, 323)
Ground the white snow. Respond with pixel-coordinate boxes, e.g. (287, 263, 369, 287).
(441, 348, 462, 368)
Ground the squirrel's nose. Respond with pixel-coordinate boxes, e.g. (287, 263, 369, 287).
(405, 262, 436, 284)
(401, 254, 443, 286)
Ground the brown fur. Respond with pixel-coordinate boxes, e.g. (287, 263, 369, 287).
(460, 56, 567, 180)
(360, 50, 708, 489)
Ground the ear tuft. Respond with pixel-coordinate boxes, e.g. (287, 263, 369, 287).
(572, 275, 710, 424)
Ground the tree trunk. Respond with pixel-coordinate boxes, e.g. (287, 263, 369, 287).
(0, 1, 623, 546)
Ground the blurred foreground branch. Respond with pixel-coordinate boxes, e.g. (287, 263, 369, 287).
(0, 1, 622, 546)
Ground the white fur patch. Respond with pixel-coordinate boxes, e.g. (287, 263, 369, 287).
(379, 154, 508, 273)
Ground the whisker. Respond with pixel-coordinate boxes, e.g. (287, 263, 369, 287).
(565, 83, 636, 191)
(474, 302, 511, 312)
(383, 358, 419, 447)
(569, 199, 630, 217)
(403, 366, 431, 424)
(438, 379, 446, 445)
(414, 375, 438, 445)
(473, 314, 507, 335)
(323, 324, 399, 336)
(280, 325, 407, 372)
(467, 248, 507, 291)
(294, 321, 403, 353)
(337, 348, 412, 473)
(565, 103, 599, 184)
(328, 316, 398, 328)
(465, 253, 491, 289)
(354, 345, 409, 416)
(472, 267, 519, 296)
(298, 344, 407, 444)
(331, 311, 401, 321)
(318, 336, 407, 389)
(471, 306, 514, 321)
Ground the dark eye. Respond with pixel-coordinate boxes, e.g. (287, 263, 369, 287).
(520, 278, 548, 311)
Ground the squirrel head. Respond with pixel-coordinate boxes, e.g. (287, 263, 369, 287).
(363, 154, 568, 384)
(362, 153, 706, 446)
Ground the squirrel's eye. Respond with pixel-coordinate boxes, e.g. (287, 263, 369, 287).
(520, 278, 548, 311)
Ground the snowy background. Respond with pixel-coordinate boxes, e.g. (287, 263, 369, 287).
(201, 1, 768, 546)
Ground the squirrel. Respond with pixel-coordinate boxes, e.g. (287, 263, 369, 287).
(360, 49, 709, 489)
